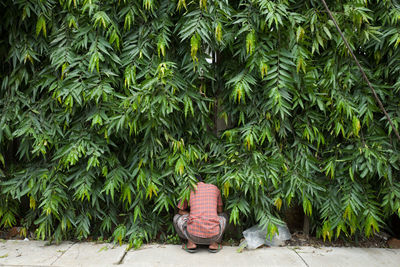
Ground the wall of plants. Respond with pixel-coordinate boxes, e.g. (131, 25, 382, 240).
(1, 0, 400, 247)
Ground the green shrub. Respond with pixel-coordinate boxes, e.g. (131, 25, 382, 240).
(0, 0, 399, 246)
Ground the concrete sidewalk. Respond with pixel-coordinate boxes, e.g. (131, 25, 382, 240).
(0, 240, 399, 267)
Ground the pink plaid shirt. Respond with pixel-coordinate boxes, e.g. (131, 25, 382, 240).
(178, 182, 223, 238)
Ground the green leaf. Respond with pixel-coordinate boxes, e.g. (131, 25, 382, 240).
(36, 15, 46, 37)
(0, 153, 4, 167)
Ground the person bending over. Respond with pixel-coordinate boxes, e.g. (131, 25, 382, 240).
(173, 177, 227, 253)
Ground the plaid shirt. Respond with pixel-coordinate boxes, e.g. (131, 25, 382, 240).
(178, 182, 223, 238)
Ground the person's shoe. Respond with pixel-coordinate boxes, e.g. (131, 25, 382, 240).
(208, 244, 222, 253)
(182, 243, 197, 253)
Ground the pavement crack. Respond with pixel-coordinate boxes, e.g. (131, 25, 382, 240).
(115, 250, 128, 265)
(50, 242, 76, 266)
(290, 248, 310, 267)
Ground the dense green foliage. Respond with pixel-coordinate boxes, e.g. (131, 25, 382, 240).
(1, 0, 400, 247)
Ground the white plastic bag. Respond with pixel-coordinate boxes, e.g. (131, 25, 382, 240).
(241, 224, 291, 249)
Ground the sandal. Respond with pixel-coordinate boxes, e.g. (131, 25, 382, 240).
(208, 244, 222, 253)
(182, 244, 197, 253)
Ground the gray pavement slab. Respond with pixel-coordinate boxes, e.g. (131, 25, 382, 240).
(0, 240, 74, 266)
(52, 242, 127, 267)
(293, 246, 400, 267)
(121, 244, 306, 267)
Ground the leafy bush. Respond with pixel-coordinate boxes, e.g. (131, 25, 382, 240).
(1, 0, 399, 246)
